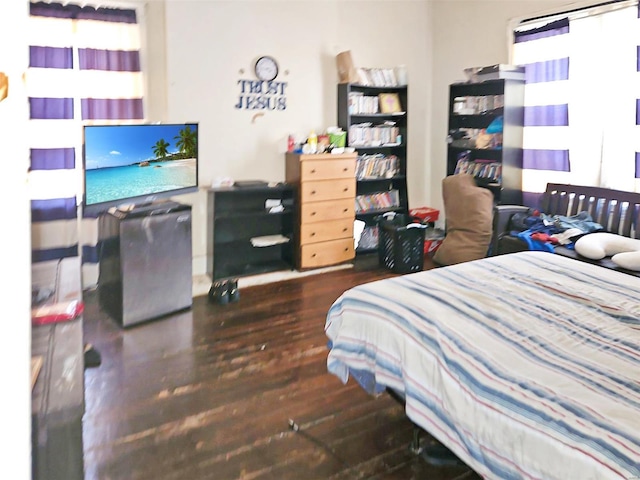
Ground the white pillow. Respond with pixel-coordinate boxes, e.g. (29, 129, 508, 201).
(574, 232, 640, 270)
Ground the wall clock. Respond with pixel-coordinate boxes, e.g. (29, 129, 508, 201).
(255, 56, 278, 82)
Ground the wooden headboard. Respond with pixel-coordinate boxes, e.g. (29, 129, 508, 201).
(541, 183, 640, 238)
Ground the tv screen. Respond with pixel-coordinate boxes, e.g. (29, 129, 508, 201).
(83, 123, 199, 212)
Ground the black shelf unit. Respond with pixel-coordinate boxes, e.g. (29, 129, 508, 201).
(207, 184, 294, 281)
(447, 79, 524, 205)
(337, 83, 409, 254)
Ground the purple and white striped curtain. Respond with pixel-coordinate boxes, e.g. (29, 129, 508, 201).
(28, 1, 144, 288)
(513, 18, 571, 208)
(592, 4, 640, 193)
(514, 3, 640, 207)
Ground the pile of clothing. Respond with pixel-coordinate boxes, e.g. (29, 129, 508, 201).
(508, 209, 603, 252)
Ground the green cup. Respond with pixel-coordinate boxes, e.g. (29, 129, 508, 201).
(329, 131, 346, 148)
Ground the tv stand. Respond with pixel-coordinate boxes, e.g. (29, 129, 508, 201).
(206, 184, 294, 281)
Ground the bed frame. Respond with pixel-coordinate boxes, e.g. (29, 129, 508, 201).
(386, 388, 466, 466)
(491, 183, 640, 275)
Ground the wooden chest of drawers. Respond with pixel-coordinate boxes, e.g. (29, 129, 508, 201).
(285, 152, 357, 269)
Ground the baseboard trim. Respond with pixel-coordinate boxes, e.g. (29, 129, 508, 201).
(192, 263, 354, 298)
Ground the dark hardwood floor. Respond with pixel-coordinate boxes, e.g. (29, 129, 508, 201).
(82, 255, 482, 480)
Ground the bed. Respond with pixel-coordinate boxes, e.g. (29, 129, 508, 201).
(325, 251, 640, 479)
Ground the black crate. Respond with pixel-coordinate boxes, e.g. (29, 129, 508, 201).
(376, 214, 427, 273)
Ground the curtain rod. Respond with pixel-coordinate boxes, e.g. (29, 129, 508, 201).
(520, 0, 635, 24)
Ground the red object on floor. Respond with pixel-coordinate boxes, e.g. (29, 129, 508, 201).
(32, 300, 85, 326)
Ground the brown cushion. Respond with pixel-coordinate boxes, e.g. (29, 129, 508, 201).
(432, 174, 494, 266)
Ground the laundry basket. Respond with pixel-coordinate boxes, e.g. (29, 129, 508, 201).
(376, 213, 427, 274)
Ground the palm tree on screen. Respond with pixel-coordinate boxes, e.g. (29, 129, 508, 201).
(152, 139, 170, 159)
(175, 126, 197, 158)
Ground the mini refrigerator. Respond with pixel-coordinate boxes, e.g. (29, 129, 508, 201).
(98, 201, 192, 327)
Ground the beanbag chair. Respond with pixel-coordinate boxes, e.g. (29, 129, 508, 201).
(433, 174, 494, 266)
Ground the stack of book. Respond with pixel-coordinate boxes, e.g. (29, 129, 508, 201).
(356, 226, 379, 251)
(355, 190, 400, 213)
(454, 155, 502, 184)
(355, 154, 399, 180)
(356, 68, 399, 87)
(348, 92, 379, 115)
(476, 64, 525, 82)
(349, 123, 400, 147)
(452, 95, 504, 115)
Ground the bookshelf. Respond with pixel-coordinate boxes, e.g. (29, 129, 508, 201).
(206, 185, 294, 280)
(447, 79, 524, 205)
(337, 83, 409, 254)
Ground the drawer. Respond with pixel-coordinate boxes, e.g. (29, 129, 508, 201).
(300, 199, 353, 223)
(300, 238, 354, 269)
(300, 159, 355, 181)
(300, 218, 353, 245)
(301, 179, 355, 203)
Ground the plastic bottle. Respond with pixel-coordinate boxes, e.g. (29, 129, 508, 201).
(308, 131, 318, 154)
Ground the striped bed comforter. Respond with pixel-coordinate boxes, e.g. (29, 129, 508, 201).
(325, 251, 640, 479)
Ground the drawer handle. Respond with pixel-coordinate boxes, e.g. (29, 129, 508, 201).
(342, 227, 347, 232)
(311, 232, 316, 237)
(312, 253, 317, 258)
(343, 208, 348, 213)
(311, 169, 316, 173)
(344, 247, 349, 252)
(342, 167, 348, 172)
(311, 190, 316, 195)
(311, 211, 316, 216)
(343, 187, 349, 192)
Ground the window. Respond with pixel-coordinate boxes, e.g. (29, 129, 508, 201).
(28, 1, 144, 287)
(512, 1, 640, 207)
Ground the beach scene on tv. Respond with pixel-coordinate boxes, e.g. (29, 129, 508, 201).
(84, 124, 198, 206)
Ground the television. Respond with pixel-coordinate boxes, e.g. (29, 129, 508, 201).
(83, 123, 199, 213)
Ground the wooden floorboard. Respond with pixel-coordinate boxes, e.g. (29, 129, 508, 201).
(82, 254, 482, 480)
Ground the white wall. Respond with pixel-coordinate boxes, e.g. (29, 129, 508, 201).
(1, 1, 31, 477)
(156, 0, 432, 276)
(143, 1, 168, 121)
(156, 0, 608, 275)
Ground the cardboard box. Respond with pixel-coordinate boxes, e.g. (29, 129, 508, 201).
(423, 225, 445, 255)
(409, 207, 439, 223)
(424, 238, 443, 255)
